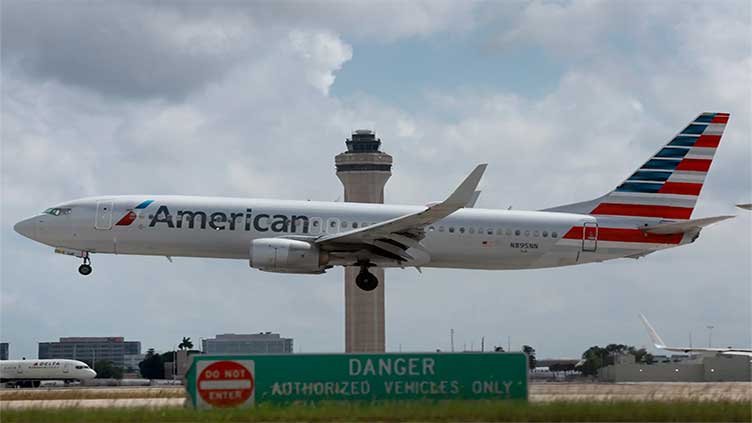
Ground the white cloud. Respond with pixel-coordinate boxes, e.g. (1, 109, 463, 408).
(289, 30, 353, 95)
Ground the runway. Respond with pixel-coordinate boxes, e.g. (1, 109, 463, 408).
(1, 382, 750, 409)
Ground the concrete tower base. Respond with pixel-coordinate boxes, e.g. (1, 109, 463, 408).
(344, 267, 385, 353)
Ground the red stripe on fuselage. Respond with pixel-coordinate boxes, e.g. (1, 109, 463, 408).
(658, 182, 702, 195)
(591, 203, 693, 219)
(563, 227, 683, 244)
(676, 158, 711, 172)
(693, 134, 721, 148)
(115, 211, 137, 226)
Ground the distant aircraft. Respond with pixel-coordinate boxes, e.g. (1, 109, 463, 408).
(639, 314, 752, 357)
(0, 359, 96, 388)
(15, 113, 733, 291)
(736, 204, 751, 210)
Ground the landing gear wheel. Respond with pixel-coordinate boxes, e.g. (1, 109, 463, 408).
(78, 254, 92, 276)
(355, 269, 379, 291)
(78, 264, 92, 276)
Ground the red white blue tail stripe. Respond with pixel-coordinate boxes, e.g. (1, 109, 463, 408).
(591, 112, 728, 220)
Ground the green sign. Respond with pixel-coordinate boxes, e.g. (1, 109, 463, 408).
(186, 352, 527, 408)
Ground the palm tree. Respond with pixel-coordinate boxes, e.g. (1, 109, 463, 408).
(178, 337, 193, 350)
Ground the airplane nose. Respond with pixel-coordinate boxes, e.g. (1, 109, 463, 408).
(13, 217, 36, 240)
(89, 369, 98, 378)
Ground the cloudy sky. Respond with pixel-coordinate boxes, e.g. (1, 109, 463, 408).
(1, 0, 750, 360)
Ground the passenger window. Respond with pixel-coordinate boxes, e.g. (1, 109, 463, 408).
(487, 229, 493, 235)
(469, 228, 475, 234)
(459, 227, 465, 234)
(552, 232, 558, 238)
(438, 226, 445, 232)
(533, 230, 540, 237)
(515, 229, 521, 236)
(352, 222, 358, 229)
(543, 231, 549, 237)
(524, 230, 530, 236)
(449, 227, 455, 233)
(429, 226, 435, 231)
(342, 221, 349, 229)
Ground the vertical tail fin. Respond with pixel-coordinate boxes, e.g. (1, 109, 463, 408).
(546, 112, 729, 220)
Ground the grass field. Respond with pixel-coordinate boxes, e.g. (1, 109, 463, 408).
(1, 400, 749, 422)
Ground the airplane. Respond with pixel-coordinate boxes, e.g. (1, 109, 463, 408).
(14, 112, 734, 292)
(737, 204, 751, 210)
(0, 359, 96, 388)
(639, 314, 752, 358)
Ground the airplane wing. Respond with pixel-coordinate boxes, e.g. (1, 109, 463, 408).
(315, 164, 487, 264)
(641, 215, 734, 235)
(639, 314, 752, 356)
(737, 204, 752, 211)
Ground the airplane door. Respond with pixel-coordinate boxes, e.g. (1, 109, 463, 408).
(63, 362, 70, 374)
(95, 201, 114, 230)
(16, 363, 23, 374)
(582, 222, 598, 252)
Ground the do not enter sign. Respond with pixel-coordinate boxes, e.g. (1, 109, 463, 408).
(196, 360, 255, 408)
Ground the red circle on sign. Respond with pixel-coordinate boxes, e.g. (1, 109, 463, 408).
(197, 361, 254, 408)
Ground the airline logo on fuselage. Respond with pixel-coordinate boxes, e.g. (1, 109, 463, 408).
(148, 205, 311, 233)
(116, 200, 154, 226)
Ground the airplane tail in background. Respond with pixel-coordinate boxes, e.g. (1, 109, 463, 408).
(546, 112, 729, 220)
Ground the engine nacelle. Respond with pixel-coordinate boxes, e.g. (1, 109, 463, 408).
(249, 238, 327, 274)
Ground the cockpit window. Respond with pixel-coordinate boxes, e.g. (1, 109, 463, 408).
(43, 208, 71, 216)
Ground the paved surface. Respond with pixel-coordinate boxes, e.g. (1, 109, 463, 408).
(1, 382, 750, 409)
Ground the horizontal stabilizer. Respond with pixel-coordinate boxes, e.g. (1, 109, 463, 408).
(641, 215, 734, 235)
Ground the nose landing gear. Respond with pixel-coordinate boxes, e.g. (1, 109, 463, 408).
(78, 254, 92, 276)
(355, 262, 379, 291)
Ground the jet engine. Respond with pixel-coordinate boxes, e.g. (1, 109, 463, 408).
(249, 238, 328, 274)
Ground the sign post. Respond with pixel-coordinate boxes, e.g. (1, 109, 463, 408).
(186, 352, 527, 408)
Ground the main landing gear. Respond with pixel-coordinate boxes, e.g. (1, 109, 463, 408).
(355, 262, 379, 292)
(78, 253, 92, 276)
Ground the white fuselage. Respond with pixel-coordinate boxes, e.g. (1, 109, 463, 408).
(14, 195, 690, 270)
(0, 359, 96, 382)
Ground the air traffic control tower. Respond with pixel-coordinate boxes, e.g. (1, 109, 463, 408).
(335, 129, 392, 353)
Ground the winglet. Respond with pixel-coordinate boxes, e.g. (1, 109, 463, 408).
(639, 313, 667, 349)
(444, 164, 487, 208)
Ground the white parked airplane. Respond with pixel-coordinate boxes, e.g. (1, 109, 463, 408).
(15, 113, 734, 291)
(639, 314, 752, 357)
(0, 359, 96, 388)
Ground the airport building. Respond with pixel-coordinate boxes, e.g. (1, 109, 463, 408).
(0, 342, 8, 360)
(38, 337, 141, 368)
(201, 333, 293, 354)
(335, 129, 392, 353)
(599, 353, 751, 382)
